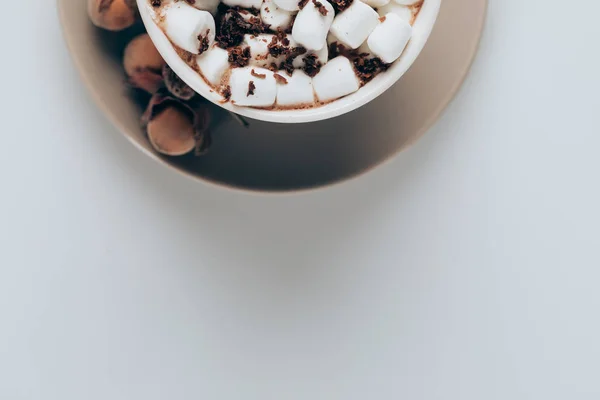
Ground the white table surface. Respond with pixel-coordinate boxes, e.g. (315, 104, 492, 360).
(1, 0, 599, 399)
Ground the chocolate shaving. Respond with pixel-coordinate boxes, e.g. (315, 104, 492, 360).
(327, 41, 390, 83)
(353, 56, 390, 83)
(302, 53, 322, 77)
(274, 46, 307, 75)
(215, 6, 269, 48)
(228, 46, 251, 67)
(276, 29, 290, 45)
(267, 35, 286, 57)
(251, 69, 267, 79)
(379, 15, 386, 22)
(197, 30, 210, 54)
(329, 0, 353, 12)
(247, 81, 256, 96)
(298, 0, 310, 9)
(267, 30, 294, 58)
(312, 0, 329, 16)
(273, 73, 288, 84)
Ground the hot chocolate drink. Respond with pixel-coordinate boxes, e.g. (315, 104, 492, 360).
(148, 0, 423, 109)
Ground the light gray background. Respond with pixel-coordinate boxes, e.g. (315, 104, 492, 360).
(1, 0, 599, 399)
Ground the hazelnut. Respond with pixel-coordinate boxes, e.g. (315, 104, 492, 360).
(124, 34, 166, 93)
(147, 105, 197, 156)
(88, 0, 137, 31)
(142, 90, 212, 156)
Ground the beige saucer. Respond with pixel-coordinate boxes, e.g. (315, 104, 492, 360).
(58, 0, 487, 193)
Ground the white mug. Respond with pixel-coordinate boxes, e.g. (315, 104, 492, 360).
(137, 0, 441, 123)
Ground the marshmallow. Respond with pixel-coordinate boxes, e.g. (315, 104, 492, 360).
(243, 34, 273, 66)
(367, 13, 412, 63)
(363, 0, 390, 7)
(163, 2, 215, 54)
(377, 2, 412, 22)
(242, 34, 281, 67)
(330, 1, 379, 49)
(196, 45, 230, 86)
(244, 32, 327, 69)
(312, 56, 360, 102)
(292, 0, 334, 51)
(229, 67, 277, 107)
(187, 0, 220, 14)
(273, 0, 301, 11)
(261, 0, 295, 32)
(276, 70, 314, 106)
(222, 0, 263, 9)
(292, 45, 328, 68)
(243, 34, 310, 68)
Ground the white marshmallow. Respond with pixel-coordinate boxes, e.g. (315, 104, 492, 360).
(243, 34, 307, 68)
(363, 0, 390, 7)
(243, 34, 273, 67)
(222, 0, 263, 10)
(196, 45, 230, 86)
(163, 2, 215, 54)
(276, 70, 314, 106)
(229, 67, 277, 107)
(292, 45, 328, 68)
(187, 0, 220, 14)
(367, 13, 412, 63)
(244, 33, 327, 69)
(261, 0, 295, 32)
(242, 34, 280, 67)
(394, 0, 419, 4)
(273, 0, 300, 11)
(377, 2, 412, 22)
(292, 0, 334, 51)
(312, 56, 360, 102)
(330, 1, 379, 49)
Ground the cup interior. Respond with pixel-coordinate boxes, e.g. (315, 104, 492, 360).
(137, 0, 441, 123)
